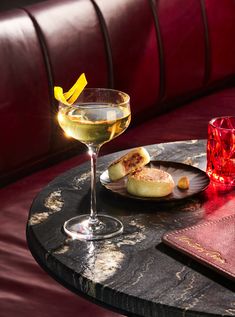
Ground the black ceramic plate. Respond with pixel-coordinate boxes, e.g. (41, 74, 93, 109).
(100, 160, 210, 201)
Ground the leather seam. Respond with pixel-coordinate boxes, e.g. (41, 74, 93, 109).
(147, 0, 165, 101)
(91, 0, 114, 88)
(165, 214, 235, 235)
(22, 8, 57, 150)
(200, 0, 211, 85)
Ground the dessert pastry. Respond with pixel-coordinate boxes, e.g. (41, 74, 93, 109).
(127, 167, 175, 197)
(108, 147, 150, 181)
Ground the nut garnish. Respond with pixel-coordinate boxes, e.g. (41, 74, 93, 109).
(177, 176, 190, 189)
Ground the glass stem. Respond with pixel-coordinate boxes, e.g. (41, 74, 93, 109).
(88, 145, 100, 224)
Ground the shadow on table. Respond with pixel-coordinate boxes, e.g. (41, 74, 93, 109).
(156, 243, 235, 292)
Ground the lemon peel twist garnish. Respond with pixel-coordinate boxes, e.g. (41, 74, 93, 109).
(54, 73, 88, 105)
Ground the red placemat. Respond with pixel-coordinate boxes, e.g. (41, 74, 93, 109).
(162, 214, 235, 281)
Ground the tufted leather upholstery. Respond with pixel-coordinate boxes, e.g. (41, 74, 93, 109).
(1, 0, 235, 185)
(0, 9, 51, 183)
(1, 0, 235, 316)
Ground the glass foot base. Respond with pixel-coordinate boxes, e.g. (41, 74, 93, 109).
(63, 214, 123, 241)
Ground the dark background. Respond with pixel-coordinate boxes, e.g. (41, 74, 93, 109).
(0, 0, 47, 11)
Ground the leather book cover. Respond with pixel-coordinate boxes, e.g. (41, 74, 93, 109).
(162, 214, 235, 281)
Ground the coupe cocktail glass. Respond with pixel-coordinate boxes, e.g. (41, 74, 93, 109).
(206, 116, 235, 185)
(57, 88, 131, 240)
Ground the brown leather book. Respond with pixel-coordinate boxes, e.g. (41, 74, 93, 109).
(162, 214, 235, 281)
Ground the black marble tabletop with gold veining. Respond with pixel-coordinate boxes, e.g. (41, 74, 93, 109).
(27, 140, 235, 317)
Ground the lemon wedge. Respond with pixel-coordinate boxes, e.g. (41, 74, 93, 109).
(54, 73, 88, 105)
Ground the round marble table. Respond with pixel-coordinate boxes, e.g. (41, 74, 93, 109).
(27, 140, 235, 317)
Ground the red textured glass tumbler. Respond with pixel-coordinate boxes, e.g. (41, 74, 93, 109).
(206, 116, 235, 185)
